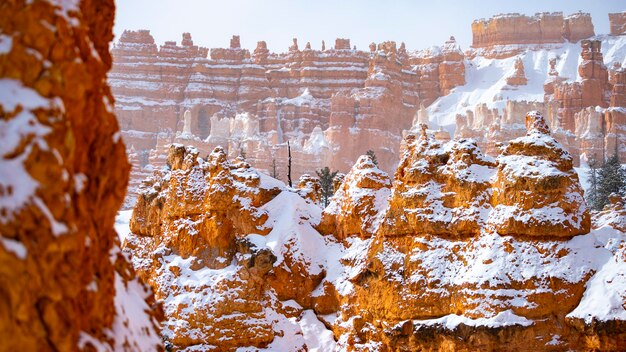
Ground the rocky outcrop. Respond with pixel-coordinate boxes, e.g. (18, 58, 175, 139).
(318, 155, 391, 241)
(609, 12, 626, 35)
(126, 112, 626, 350)
(125, 145, 338, 349)
(490, 111, 590, 237)
(409, 36, 465, 104)
(555, 39, 610, 131)
(0, 1, 161, 350)
(380, 124, 496, 237)
(124, 106, 626, 350)
(472, 12, 594, 48)
(506, 57, 528, 86)
(452, 35, 624, 166)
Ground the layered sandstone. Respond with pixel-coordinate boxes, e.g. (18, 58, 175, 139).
(609, 12, 626, 36)
(111, 32, 466, 207)
(0, 0, 161, 350)
(506, 57, 528, 86)
(472, 12, 594, 48)
(380, 124, 496, 237)
(125, 145, 338, 349)
(490, 111, 590, 237)
(409, 36, 465, 104)
(452, 35, 625, 165)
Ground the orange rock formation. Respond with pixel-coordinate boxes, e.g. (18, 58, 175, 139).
(609, 12, 626, 36)
(0, 0, 161, 350)
(124, 109, 626, 350)
(110, 32, 466, 207)
(472, 12, 594, 50)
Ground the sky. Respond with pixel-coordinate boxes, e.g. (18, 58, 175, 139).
(114, 1, 626, 53)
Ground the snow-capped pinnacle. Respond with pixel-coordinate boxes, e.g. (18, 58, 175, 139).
(525, 110, 551, 135)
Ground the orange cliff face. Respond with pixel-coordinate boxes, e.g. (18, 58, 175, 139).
(110, 32, 466, 208)
(471, 12, 594, 58)
(609, 12, 626, 36)
(124, 111, 626, 351)
(0, 0, 161, 351)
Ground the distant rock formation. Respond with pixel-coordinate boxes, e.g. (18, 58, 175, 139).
(453, 36, 625, 165)
(0, 0, 161, 350)
(506, 57, 528, 86)
(609, 12, 626, 35)
(110, 32, 465, 207)
(472, 12, 594, 50)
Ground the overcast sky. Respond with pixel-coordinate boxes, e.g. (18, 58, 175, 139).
(114, 1, 625, 53)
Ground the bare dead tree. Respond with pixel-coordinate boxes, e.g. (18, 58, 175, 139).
(287, 140, 293, 187)
(271, 158, 278, 179)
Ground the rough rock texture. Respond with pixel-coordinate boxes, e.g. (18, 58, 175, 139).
(318, 155, 391, 241)
(472, 12, 594, 55)
(123, 109, 626, 350)
(556, 39, 610, 119)
(506, 57, 528, 86)
(110, 33, 465, 207)
(380, 124, 496, 237)
(609, 12, 626, 36)
(490, 111, 590, 237)
(0, 0, 161, 350)
(125, 145, 339, 350)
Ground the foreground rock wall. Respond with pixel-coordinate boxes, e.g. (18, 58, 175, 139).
(0, 1, 161, 350)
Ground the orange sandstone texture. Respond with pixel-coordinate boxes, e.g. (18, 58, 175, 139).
(0, 0, 161, 351)
(125, 145, 336, 350)
(125, 110, 626, 351)
(471, 12, 594, 54)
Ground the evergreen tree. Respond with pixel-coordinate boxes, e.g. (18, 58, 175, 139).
(316, 166, 338, 207)
(596, 152, 626, 210)
(586, 157, 600, 210)
(366, 150, 379, 166)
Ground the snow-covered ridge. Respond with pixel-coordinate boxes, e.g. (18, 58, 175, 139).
(428, 35, 626, 131)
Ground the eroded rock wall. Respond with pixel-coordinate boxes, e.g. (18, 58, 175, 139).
(110, 32, 466, 207)
(0, 0, 161, 350)
(472, 12, 594, 48)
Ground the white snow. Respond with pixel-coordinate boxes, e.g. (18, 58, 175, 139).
(567, 225, 626, 323)
(0, 237, 27, 259)
(108, 272, 162, 351)
(413, 309, 533, 330)
(115, 210, 133, 243)
(0, 79, 56, 225)
(0, 34, 12, 54)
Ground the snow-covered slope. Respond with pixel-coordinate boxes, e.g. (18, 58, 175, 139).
(428, 35, 626, 131)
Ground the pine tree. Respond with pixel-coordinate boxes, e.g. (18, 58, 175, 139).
(596, 151, 626, 210)
(366, 150, 379, 166)
(316, 166, 338, 207)
(586, 157, 600, 210)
